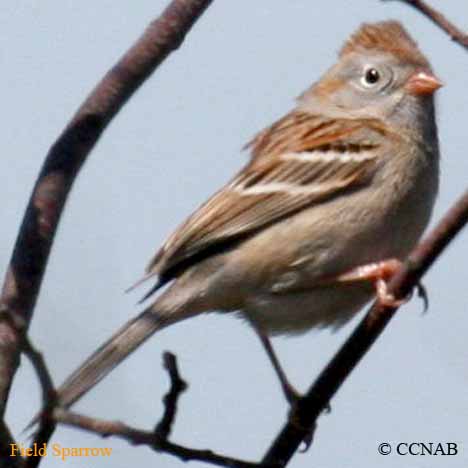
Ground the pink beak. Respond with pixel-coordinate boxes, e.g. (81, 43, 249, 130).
(405, 70, 443, 96)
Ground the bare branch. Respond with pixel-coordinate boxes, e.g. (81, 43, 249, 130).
(0, 0, 214, 421)
(53, 408, 262, 468)
(383, 0, 468, 50)
(262, 189, 468, 466)
(25, 335, 256, 468)
(22, 338, 57, 468)
(0, 419, 23, 468)
(155, 352, 188, 440)
(23, 339, 56, 408)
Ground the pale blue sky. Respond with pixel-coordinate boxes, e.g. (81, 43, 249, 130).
(1, 1, 467, 467)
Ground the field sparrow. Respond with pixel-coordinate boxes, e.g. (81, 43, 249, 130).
(55, 21, 441, 408)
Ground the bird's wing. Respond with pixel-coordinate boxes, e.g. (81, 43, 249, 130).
(148, 111, 390, 278)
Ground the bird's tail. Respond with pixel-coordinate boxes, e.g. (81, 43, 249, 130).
(56, 305, 180, 410)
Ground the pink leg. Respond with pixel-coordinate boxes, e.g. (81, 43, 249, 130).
(334, 259, 408, 308)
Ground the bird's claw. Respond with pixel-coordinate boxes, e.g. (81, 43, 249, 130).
(416, 282, 429, 313)
(288, 396, 331, 453)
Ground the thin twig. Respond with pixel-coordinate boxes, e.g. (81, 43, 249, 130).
(22, 338, 56, 408)
(53, 407, 261, 468)
(155, 352, 188, 440)
(25, 334, 255, 468)
(0, 419, 23, 468)
(383, 0, 468, 50)
(262, 190, 468, 466)
(22, 338, 57, 468)
(0, 0, 213, 429)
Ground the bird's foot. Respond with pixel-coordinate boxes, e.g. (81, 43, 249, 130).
(335, 258, 413, 307)
(287, 396, 331, 452)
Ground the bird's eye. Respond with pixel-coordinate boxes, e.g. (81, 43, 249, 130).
(362, 67, 380, 87)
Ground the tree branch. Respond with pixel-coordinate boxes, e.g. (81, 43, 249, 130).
(53, 408, 262, 468)
(22, 337, 57, 468)
(384, 0, 468, 50)
(0, 0, 213, 423)
(262, 190, 468, 465)
(0, 419, 23, 468)
(25, 336, 259, 468)
(155, 351, 188, 440)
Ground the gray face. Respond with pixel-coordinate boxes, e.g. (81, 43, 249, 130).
(329, 52, 413, 108)
(299, 50, 435, 133)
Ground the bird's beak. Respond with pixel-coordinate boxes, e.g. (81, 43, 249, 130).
(405, 70, 443, 96)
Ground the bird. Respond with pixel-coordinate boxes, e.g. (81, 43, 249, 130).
(53, 20, 442, 409)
